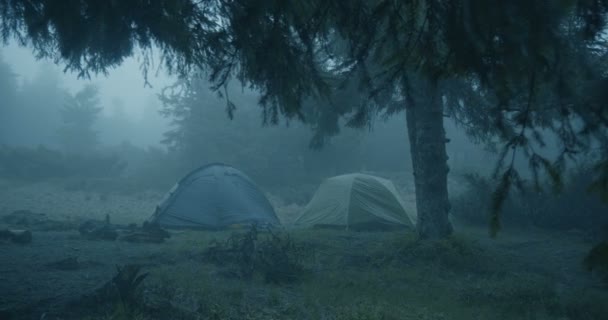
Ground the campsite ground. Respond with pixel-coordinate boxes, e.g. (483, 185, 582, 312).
(0, 179, 607, 320)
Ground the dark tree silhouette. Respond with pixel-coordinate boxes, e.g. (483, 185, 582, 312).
(57, 84, 102, 154)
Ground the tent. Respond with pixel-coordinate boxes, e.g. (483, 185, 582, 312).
(293, 173, 415, 230)
(149, 163, 280, 229)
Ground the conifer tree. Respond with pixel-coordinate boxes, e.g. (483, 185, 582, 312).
(57, 84, 102, 154)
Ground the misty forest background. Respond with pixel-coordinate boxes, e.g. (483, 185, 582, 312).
(2, 2, 608, 319)
(0, 51, 605, 234)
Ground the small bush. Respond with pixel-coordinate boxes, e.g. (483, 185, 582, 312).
(451, 169, 608, 232)
(67, 264, 149, 319)
(450, 173, 538, 227)
(203, 224, 314, 284)
(536, 166, 608, 231)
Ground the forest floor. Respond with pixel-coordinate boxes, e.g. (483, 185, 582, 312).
(0, 179, 606, 320)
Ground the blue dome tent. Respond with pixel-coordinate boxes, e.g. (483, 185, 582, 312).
(149, 163, 280, 229)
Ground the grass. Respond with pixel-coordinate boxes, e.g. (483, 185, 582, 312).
(79, 228, 608, 320)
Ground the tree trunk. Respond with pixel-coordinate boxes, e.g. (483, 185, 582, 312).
(406, 77, 453, 239)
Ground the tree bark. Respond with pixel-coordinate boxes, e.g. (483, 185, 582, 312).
(406, 77, 453, 239)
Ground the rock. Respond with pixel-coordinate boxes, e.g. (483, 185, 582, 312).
(0, 229, 32, 244)
(0, 229, 11, 241)
(1, 209, 75, 231)
(142, 221, 171, 239)
(1, 210, 46, 226)
(119, 232, 166, 243)
(10, 230, 32, 244)
(118, 222, 170, 243)
(78, 215, 118, 241)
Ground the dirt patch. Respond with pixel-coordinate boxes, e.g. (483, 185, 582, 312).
(0, 180, 160, 225)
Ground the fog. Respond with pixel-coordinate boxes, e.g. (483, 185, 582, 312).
(2, 42, 172, 119)
(2, 42, 172, 148)
(0, 39, 518, 227)
(1, 41, 501, 178)
(1, 6, 607, 320)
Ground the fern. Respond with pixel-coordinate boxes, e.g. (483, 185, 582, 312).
(112, 264, 149, 310)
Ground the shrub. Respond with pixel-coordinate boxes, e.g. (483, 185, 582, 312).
(451, 173, 535, 227)
(535, 166, 608, 231)
(451, 168, 608, 232)
(203, 224, 314, 284)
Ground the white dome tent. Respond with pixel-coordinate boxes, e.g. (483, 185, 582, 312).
(294, 173, 415, 231)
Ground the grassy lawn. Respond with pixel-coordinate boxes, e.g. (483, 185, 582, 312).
(86, 228, 608, 320)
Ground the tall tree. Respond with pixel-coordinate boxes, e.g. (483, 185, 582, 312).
(57, 84, 102, 154)
(97, 97, 136, 145)
(12, 64, 66, 146)
(158, 78, 367, 185)
(0, 52, 18, 144)
(1, 0, 607, 238)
